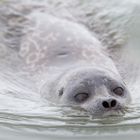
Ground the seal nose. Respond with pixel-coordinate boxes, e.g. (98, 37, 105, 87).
(102, 99, 117, 109)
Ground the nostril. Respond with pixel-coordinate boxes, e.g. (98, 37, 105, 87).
(111, 99, 117, 107)
(102, 101, 109, 108)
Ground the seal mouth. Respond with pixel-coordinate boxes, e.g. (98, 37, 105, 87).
(81, 106, 126, 118)
(101, 106, 128, 117)
(102, 109, 124, 117)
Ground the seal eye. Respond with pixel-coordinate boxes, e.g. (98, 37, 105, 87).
(113, 87, 124, 96)
(74, 93, 89, 103)
(59, 88, 64, 96)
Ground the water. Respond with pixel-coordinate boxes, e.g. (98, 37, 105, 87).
(0, 0, 140, 139)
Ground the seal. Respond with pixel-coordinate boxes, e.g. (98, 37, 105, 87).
(19, 12, 131, 117)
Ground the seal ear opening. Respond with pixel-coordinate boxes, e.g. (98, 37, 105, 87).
(58, 87, 64, 96)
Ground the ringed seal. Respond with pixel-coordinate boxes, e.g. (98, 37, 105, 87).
(19, 12, 131, 117)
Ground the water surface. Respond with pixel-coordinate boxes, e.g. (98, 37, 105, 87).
(0, 0, 140, 139)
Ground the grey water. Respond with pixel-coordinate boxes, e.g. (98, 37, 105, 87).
(0, 0, 140, 139)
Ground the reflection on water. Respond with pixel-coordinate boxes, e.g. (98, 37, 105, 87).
(0, 0, 140, 139)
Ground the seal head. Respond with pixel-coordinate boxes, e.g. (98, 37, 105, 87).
(53, 67, 131, 117)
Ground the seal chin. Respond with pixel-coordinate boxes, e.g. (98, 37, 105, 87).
(102, 109, 124, 117)
(86, 108, 125, 118)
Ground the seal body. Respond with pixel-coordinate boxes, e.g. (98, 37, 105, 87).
(17, 12, 131, 117)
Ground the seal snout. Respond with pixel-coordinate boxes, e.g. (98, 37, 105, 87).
(102, 98, 118, 109)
